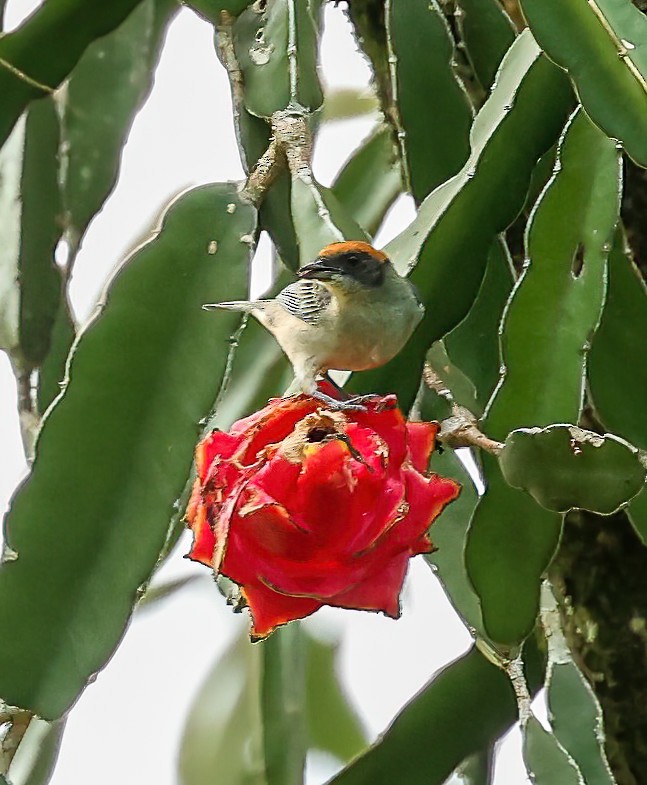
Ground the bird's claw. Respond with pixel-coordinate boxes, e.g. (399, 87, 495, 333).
(345, 394, 382, 406)
(310, 391, 367, 412)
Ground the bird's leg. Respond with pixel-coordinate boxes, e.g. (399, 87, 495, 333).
(321, 372, 350, 400)
(298, 367, 367, 411)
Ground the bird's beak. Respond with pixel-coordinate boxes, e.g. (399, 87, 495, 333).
(297, 258, 340, 281)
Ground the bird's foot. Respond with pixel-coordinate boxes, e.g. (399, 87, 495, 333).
(310, 390, 367, 412)
(345, 394, 383, 406)
(343, 394, 396, 412)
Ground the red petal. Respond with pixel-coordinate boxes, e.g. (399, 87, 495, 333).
(195, 430, 241, 481)
(293, 439, 356, 539)
(187, 389, 463, 635)
(341, 472, 405, 554)
(220, 484, 351, 597)
(211, 467, 255, 573)
(293, 438, 396, 552)
(246, 426, 405, 554)
(186, 503, 216, 566)
(351, 400, 408, 468)
(297, 430, 405, 552)
(343, 423, 390, 473)
(257, 560, 368, 599)
(376, 468, 461, 553)
(331, 552, 410, 618)
(405, 421, 438, 474)
(229, 488, 314, 565)
(185, 477, 202, 527)
(222, 484, 400, 600)
(228, 394, 288, 434)
(410, 468, 461, 515)
(225, 525, 358, 600)
(253, 453, 302, 510)
(203, 455, 244, 496)
(243, 581, 321, 639)
(222, 483, 374, 600)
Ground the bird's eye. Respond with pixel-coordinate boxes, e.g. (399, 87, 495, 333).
(346, 254, 359, 265)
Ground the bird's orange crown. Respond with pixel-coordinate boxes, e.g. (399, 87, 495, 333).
(318, 241, 389, 264)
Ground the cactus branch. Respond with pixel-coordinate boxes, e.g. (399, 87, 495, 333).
(242, 136, 283, 205)
(271, 110, 312, 176)
(504, 654, 532, 726)
(424, 364, 504, 455)
(216, 11, 317, 209)
(383, 0, 411, 193)
(215, 11, 245, 127)
(272, 109, 344, 241)
(438, 407, 504, 456)
(216, 9, 337, 244)
(240, 110, 314, 207)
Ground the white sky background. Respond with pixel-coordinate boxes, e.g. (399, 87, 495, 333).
(0, 4, 543, 784)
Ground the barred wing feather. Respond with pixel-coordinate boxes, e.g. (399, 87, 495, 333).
(276, 280, 331, 326)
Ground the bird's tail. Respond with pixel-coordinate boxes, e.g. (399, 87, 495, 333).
(202, 300, 258, 313)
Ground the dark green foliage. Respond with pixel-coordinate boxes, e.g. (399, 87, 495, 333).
(522, 716, 582, 785)
(331, 125, 402, 237)
(305, 635, 366, 762)
(36, 298, 76, 414)
(520, 0, 647, 166)
(588, 233, 647, 452)
(444, 238, 514, 410)
(425, 449, 484, 637)
(60, 0, 178, 252)
(17, 97, 62, 367)
(500, 426, 646, 515)
(184, 0, 250, 25)
(329, 647, 518, 785)
(466, 108, 622, 646)
(1, 0, 179, 415)
(233, 0, 323, 118)
(547, 660, 615, 785)
(0, 0, 150, 146)
(0, 185, 256, 718)
(388, 0, 473, 202)
(456, 0, 516, 90)
(350, 33, 574, 409)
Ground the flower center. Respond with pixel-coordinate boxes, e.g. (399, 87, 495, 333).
(278, 411, 347, 463)
(306, 426, 336, 443)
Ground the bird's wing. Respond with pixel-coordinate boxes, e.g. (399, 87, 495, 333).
(276, 280, 332, 325)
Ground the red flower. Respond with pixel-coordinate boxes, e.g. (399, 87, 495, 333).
(186, 392, 460, 639)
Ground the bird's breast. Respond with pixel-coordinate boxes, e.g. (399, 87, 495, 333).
(322, 297, 421, 371)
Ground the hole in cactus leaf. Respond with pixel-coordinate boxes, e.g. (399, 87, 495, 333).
(571, 242, 585, 278)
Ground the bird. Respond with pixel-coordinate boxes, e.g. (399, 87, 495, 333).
(203, 241, 424, 409)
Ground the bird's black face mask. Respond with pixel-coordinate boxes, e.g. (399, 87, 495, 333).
(298, 250, 386, 288)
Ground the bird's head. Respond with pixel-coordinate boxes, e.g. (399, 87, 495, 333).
(297, 241, 389, 293)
